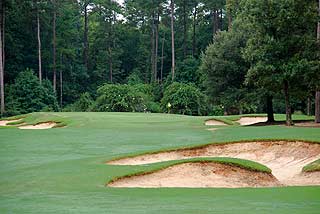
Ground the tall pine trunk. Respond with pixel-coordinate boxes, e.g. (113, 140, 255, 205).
(315, 0, 320, 123)
(37, 7, 42, 83)
(154, 9, 160, 81)
(52, 0, 56, 92)
(0, 0, 4, 115)
(284, 80, 293, 126)
(60, 53, 63, 108)
(160, 36, 164, 83)
(83, 3, 89, 71)
(227, 0, 232, 30)
(151, 10, 155, 82)
(192, 2, 197, 57)
(170, 0, 175, 81)
(182, 0, 187, 59)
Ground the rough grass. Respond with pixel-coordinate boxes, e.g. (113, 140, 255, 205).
(303, 160, 320, 172)
(108, 157, 272, 185)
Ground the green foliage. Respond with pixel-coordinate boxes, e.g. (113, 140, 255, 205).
(63, 92, 94, 112)
(92, 84, 156, 113)
(175, 57, 201, 85)
(161, 82, 208, 115)
(209, 105, 224, 116)
(6, 69, 59, 115)
(199, 30, 251, 114)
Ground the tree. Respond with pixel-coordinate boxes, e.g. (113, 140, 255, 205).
(315, 0, 320, 123)
(52, 0, 57, 92)
(0, 0, 4, 115)
(36, 0, 42, 83)
(241, 0, 317, 126)
(170, 0, 175, 81)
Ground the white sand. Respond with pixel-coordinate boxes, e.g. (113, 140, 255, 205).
(236, 117, 268, 125)
(19, 122, 57, 130)
(205, 120, 227, 126)
(108, 141, 320, 187)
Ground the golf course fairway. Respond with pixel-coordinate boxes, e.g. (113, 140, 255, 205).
(0, 112, 320, 213)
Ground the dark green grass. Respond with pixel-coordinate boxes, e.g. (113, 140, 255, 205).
(0, 112, 320, 213)
(108, 157, 272, 185)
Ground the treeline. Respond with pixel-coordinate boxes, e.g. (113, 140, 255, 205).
(0, 0, 319, 125)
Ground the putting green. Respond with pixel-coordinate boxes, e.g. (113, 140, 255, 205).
(0, 112, 319, 213)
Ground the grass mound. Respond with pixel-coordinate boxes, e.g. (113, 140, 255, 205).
(303, 160, 320, 172)
(108, 157, 272, 185)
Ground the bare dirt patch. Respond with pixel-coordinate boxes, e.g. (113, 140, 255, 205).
(108, 141, 320, 186)
(236, 117, 268, 125)
(205, 120, 227, 126)
(18, 122, 57, 130)
(108, 162, 280, 188)
(294, 122, 320, 128)
(0, 119, 22, 126)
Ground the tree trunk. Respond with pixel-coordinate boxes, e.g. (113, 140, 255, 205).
(109, 47, 113, 83)
(60, 54, 63, 109)
(315, 0, 320, 123)
(307, 97, 311, 116)
(83, 3, 89, 71)
(160, 36, 164, 83)
(227, 0, 232, 30)
(37, 8, 42, 83)
(2, 3, 4, 72)
(155, 9, 159, 81)
(266, 95, 275, 122)
(192, 2, 197, 57)
(151, 10, 155, 82)
(170, 0, 175, 81)
(0, 0, 4, 115)
(52, 0, 56, 92)
(316, 91, 320, 123)
(219, 9, 223, 30)
(284, 80, 293, 126)
(182, 0, 187, 59)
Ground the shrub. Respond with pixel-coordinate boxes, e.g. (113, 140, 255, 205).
(63, 92, 94, 112)
(6, 69, 59, 115)
(92, 84, 157, 113)
(161, 82, 208, 116)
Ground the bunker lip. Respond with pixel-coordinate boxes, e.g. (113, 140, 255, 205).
(205, 119, 228, 126)
(108, 162, 280, 188)
(108, 140, 320, 187)
(18, 122, 58, 130)
(0, 119, 22, 126)
(236, 117, 268, 126)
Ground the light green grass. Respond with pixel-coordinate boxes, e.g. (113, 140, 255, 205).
(108, 157, 272, 185)
(303, 160, 320, 172)
(0, 112, 320, 213)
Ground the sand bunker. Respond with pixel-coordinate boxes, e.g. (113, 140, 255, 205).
(205, 120, 227, 126)
(0, 119, 21, 126)
(19, 122, 57, 130)
(108, 141, 320, 187)
(108, 162, 280, 188)
(236, 117, 268, 125)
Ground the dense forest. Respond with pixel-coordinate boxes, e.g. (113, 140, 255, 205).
(0, 0, 319, 125)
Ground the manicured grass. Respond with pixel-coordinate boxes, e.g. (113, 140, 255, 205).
(0, 112, 320, 213)
(303, 160, 320, 172)
(108, 157, 272, 185)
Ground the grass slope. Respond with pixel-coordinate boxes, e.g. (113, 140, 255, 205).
(0, 112, 320, 214)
